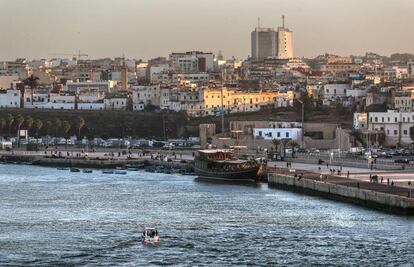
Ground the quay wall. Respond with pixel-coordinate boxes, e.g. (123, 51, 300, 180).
(268, 173, 414, 215)
(0, 154, 193, 170)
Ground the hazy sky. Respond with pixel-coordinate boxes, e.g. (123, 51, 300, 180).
(0, 0, 413, 61)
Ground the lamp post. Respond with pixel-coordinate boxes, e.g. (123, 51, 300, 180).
(297, 99, 305, 148)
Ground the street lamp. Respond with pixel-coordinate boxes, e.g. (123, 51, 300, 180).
(297, 99, 305, 148)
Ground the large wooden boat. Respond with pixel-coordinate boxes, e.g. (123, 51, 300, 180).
(194, 149, 264, 182)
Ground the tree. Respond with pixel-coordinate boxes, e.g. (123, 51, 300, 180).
(62, 120, 71, 148)
(271, 139, 281, 153)
(0, 117, 6, 132)
(410, 126, 414, 145)
(288, 140, 300, 158)
(25, 116, 34, 129)
(16, 114, 24, 130)
(77, 117, 85, 140)
(46, 120, 52, 133)
(16, 114, 24, 145)
(53, 118, 62, 137)
(24, 74, 39, 104)
(34, 119, 43, 138)
(6, 114, 14, 136)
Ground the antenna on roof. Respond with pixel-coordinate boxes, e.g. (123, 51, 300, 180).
(282, 15, 285, 28)
(258, 17, 260, 28)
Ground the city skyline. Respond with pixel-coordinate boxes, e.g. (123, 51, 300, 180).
(0, 0, 413, 60)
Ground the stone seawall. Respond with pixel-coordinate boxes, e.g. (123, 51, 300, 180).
(268, 173, 414, 215)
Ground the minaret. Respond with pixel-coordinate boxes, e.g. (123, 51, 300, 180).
(121, 54, 128, 91)
(282, 15, 285, 28)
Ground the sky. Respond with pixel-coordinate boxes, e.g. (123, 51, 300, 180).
(0, 0, 413, 61)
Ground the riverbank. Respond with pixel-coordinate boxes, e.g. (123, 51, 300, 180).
(268, 168, 414, 215)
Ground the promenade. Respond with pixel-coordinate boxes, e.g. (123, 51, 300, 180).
(268, 163, 414, 215)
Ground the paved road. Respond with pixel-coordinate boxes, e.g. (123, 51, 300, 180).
(271, 167, 414, 199)
(269, 161, 414, 188)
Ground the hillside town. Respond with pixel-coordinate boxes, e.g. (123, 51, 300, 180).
(1, 21, 414, 152)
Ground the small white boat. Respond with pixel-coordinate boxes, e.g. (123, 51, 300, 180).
(102, 170, 114, 174)
(142, 227, 160, 244)
(82, 169, 93, 173)
(115, 170, 127, 175)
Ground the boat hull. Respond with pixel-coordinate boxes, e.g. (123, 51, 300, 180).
(194, 165, 260, 182)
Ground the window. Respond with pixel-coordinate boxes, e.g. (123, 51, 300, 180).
(382, 117, 384, 122)
(395, 117, 397, 122)
(394, 130, 398, 135)
(277, 132, 280, 137)
(404, 130, 408, 135)
(375, 117, 378, 122)
(286, 132, 289, 138)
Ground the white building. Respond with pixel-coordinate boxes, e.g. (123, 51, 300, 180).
(151, 72, 210, 84)
(132, 85, 161, 110)
(368, 110, 414, 145)
(382, 66, 409, 81)
(0, 89, 20, 108)
(170, 51, 214, 73)
(408, 60, 414, 78)
(323, 83, 351, 101)
(77, 103, 105, 110)
(149, 64, 171, 83)
(66, 80, 113, 93)
(394, 92, 413, 112)
(104, 98, 128, 110)
(276, 27, 294, 59)
(253, 127, 302, 143)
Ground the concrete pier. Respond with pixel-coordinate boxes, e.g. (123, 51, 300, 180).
(268, 169, 414, 215)
(0, 154, 193, 170)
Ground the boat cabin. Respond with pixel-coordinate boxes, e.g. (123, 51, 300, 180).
(196, 149, 235, 161)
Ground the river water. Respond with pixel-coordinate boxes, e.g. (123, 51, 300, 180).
(0, 164, 413, 266)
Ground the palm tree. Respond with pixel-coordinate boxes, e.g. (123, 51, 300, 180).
(6, 114, 14, 136)
(53, 118, 62, 137)
(34, 119, 43, 138)
(25, 116, 34, 135)
(62, 120, 71, 148)
(24, 74, 39, 105)
(16, 114, 24, 130)
(0, 117, 6, 133)
(77, 117, 85, 141)
(46, 120, 53, 144)
(271, 139, 281, 153)
(16, 114, 24, 146)
(288, 140, 300, 158)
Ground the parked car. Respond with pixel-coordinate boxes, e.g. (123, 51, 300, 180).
(395, 159, 409, 164)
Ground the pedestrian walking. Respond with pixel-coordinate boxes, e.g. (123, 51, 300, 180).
(347, 171, 350, 179)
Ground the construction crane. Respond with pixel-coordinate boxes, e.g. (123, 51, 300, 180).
(48, 50, 88, 60)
